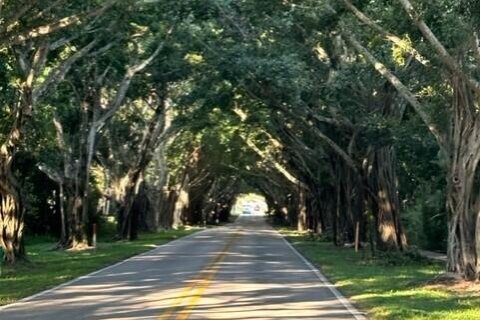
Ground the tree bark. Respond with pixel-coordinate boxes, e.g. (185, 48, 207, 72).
(0, 53, 36, 262)
(117, 170, 144, 239)
(117, 92, 171, 239)
(445, 77, 480, 280)
(0, 161, 25, 263)
(369, 146, 407, 251)
(297, 187, 307, 232)
(172, 177, 190, 229)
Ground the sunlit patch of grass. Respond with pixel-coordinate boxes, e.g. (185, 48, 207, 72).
(281, 231, 480, 320)
(0, 228, 200, 306)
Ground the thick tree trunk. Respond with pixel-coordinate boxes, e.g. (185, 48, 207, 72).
(154, 186, 172, 230)
(117, 170, 143, 240)
(332, 161, 349, 246)
(67, 183, 89, 248)
(148, 146, 170, 230)
(370, 146, 407, 251)
(164, 188, 178, 228)
(306, 191, 323, 234)
(0, 77, 32, 263)
(0, 165, 25, 263)
(172, 185, 189, 229)
(446, 78, 480, 280)
(67, 101, 92, 249)
(447, 164, 478, 279)
(317, 192, 330, 235)
(297, 187, 307, 232)
(165, 168, 192, 229)
(117, 99, 169, 238)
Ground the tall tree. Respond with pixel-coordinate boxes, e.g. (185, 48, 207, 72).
(0, 0, 113, 262)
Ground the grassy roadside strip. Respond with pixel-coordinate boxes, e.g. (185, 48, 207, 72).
(0, 228, 200, 306)
(278, 228, 480, 320)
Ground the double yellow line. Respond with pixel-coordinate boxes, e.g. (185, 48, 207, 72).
(159, 231, 242, 320)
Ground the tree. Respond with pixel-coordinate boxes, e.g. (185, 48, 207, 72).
(336, 0, 480, 280)
(0, 0, 113, 263)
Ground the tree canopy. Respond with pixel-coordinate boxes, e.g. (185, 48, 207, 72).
(1, 0, 480, 281)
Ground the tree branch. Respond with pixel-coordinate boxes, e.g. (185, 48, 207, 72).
(344, 31, 448, 150)
(94, 39, 167, 131)
(397, 0, 480, 95)
(37, 163, 63, 184)
(243, 136, 307, 188)
(33, 39, 98, 103)
(342, 0, 428, 65)
(233, 109, 307, 188)
(1, 0, 117, 45)
(240, 84, 359, 173)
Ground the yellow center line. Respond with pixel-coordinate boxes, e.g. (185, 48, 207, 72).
(158, 230, 242, 320)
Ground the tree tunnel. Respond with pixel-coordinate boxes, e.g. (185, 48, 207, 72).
(2, 0, 477, 282)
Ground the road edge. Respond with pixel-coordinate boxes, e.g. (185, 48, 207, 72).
(279, 234, 368, 320)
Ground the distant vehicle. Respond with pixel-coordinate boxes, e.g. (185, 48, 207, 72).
(242, 204, 250, 214)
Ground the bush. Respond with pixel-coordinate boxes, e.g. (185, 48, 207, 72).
(372, 248, 432, 266)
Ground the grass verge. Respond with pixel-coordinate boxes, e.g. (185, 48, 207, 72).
(280, 228, 480, 320)
(0, 228, 199, 306)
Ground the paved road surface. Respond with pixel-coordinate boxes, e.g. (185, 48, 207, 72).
(0, 215, 366, 319)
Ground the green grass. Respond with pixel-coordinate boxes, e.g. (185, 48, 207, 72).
(0, 228, 200, 306)
(281, 229, 480, 320)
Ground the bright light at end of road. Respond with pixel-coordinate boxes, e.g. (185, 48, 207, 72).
(231, 193, 268, 216)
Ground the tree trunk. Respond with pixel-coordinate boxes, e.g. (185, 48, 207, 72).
(148, 146, 170, 230)
(68, 184, 88, 248)
(67, 101, 92, 248)
(118, 170, 143, 239)
(0, 73, 33, 263)
(297, 187, 307, 232)
(172, 176, 190, 229)
(0, 164, 25, 263)
(446, 77, 480, 280)
(58, 184, 67, 245)
(116, 94, 170, 238)
(370, 146, 407, 251)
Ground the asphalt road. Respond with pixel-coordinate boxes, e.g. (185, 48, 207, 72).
(0, 215, 366, 320)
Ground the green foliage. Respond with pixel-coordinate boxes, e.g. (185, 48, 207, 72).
(374, 249, 432, 267)
(285, 232, 480, 320)
(1, 0, 473, 288)
(403, 188, 447, 251)
(13, 153, 59, 236)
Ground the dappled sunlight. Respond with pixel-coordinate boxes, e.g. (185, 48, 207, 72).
(0, 230, 198, 307)
(285, 234, 480, 320)
(0, 216, 363, 320)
